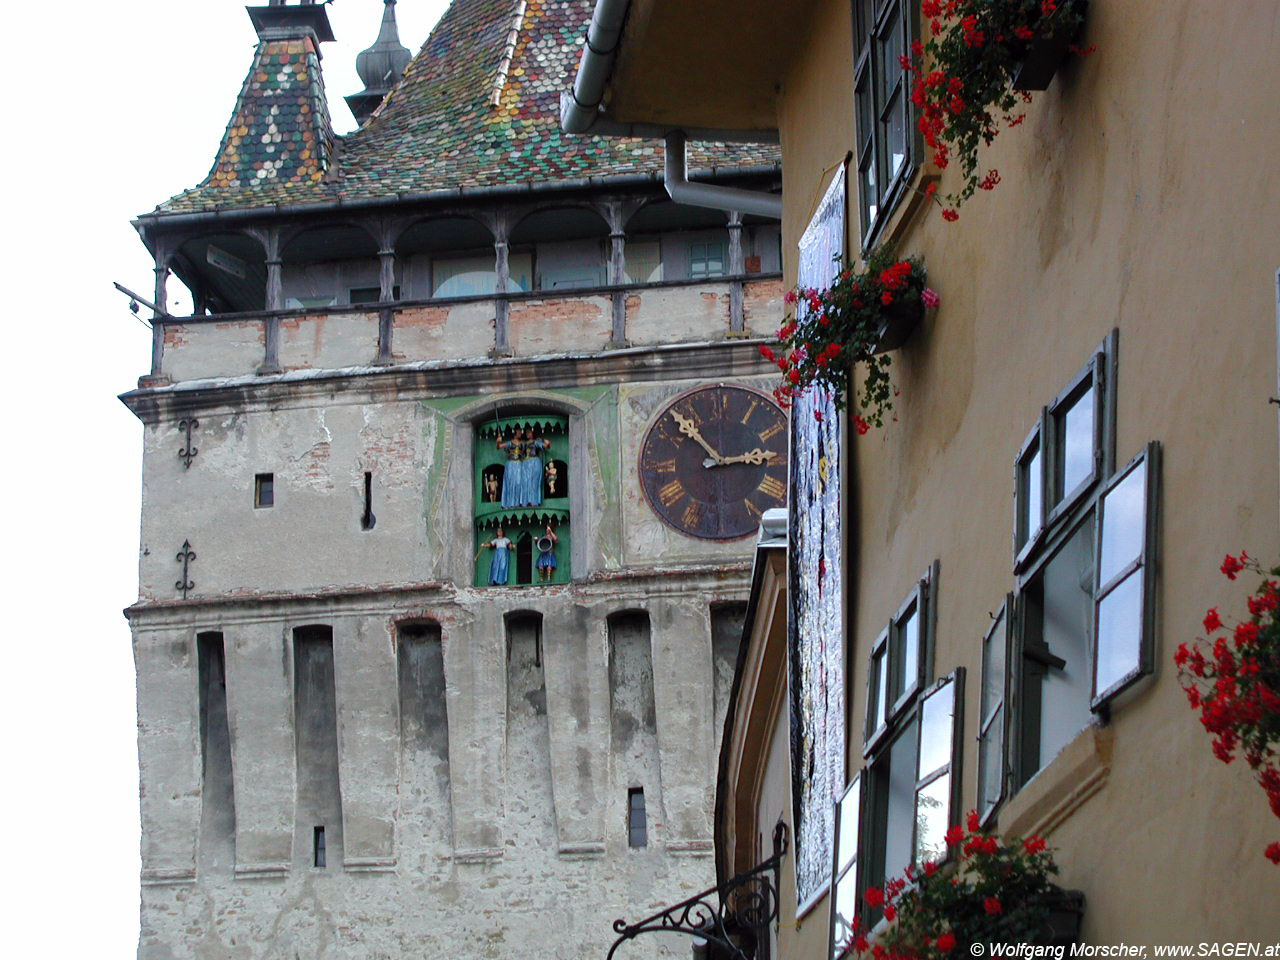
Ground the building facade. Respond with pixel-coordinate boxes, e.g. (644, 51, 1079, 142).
(122, 2, 788, 957)
(571, 0, 1280, 954)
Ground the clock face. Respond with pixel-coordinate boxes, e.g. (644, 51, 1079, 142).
(639, 385, 789, 541)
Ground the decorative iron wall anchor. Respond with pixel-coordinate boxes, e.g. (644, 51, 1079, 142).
(177, 417, 199, 468)
(606, 822, 788, 960)
(175, 540, 196, 598)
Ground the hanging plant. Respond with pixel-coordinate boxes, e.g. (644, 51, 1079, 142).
(1176, 552, 1280, 865)
(762, 248, 937, 433)
(908, 0, 1093, 219)
(838, 812, 1081, 957)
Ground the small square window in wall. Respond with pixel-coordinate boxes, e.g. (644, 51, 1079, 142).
(689, 242, 726, 279)
(254, 473, 274, 508)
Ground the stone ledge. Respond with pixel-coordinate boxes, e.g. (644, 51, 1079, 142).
(233, 861, 290, 880)
(665, 838, 714, 857)
(140, 868, 196, 887)
(998, 722, 1113, 840)
(344, 856, 398, 874)
(453, 846, 504, 864)
(558, 841, 607, 859)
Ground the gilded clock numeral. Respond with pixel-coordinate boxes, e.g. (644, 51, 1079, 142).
(758, 474, 786, 501)
(658, 479, 685, 508)
(653, 458, 677, 473)
(682, 500, 704, 529)
(740, 399, 760, 425)
(759, 422, 784, 442)
(744, 499, 763, 521)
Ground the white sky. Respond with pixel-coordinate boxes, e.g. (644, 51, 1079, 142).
(0, 2, 449, 953)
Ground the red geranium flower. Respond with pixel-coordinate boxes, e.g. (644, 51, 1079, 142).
(937, 932, 956, 952)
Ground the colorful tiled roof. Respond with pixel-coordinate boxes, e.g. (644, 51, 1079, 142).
(151, 0, 779, 216)
(205, 37, 334, 192)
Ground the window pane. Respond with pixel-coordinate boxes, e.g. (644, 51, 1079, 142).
(877, 6, 902, 100)
(914, 773, 950, 865)
(917, 681, 953, 780)
(1019, 440, 1042, 546)
(883, 85, 906, 179)
(832, 869, 860, 957)
(978, 706, 1004, 818)
(1099, 463, 1146, 587)
(1057, 385, 1095, 498)
(836, 782, 861, 874)
(981, 608, 1005, 723)
(883, 719, 919, 885)
(1037, 521, 1095, 765)
(623, 241, 662, 284)
(1096, 570, 1143, 696)
(891, 603, 919, 704)
(868, 645, 887, 734)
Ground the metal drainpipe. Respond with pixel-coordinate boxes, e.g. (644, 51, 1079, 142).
(560, 0, 631, 134)
(664, 131, 782, 220)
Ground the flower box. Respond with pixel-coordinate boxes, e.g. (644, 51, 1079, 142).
(1012, 1, 1090, 91)
(1039, 888, 1085, 946)
(871, 298, 924, 355)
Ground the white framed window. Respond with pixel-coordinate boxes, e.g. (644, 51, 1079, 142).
(432, 253, 532, 298)
(624, 241, 663, 284)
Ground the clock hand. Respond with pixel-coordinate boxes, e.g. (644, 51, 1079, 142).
(670, 410, 724, 464)
(705, 448, 779, 468)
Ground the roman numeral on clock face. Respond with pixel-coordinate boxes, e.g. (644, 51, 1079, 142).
(658, 479, 685, 508)
(758, 474, 786, 501)
(653, 458, 677, 473)
(744, 500, 763, 521)
(740, 399, 760, 425)
(759, 423, 784, 442)
(682, 500, 704, 529)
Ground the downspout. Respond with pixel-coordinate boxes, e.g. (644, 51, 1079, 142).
(663, 130, 782, 220)
(560, 0, 630, 134)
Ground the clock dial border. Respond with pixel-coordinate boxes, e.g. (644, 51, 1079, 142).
(637, 384, 789, 542)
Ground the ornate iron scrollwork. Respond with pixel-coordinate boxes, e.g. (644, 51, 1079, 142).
(606, 822, 788, 960)
(175, 540, 196, 598)
(178, 417, 199, 469)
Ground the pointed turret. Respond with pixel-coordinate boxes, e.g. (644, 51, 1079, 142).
(346, 0, 413, 125)
(203, 4, 337, 192)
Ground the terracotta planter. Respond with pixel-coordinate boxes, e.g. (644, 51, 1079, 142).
(871, 299, 924, 355)
(1012, 0, 1089, 91)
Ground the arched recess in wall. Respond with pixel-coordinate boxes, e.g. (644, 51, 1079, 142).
(503, 610, 555, 845)
(509, 205, 610, 291)
(395, 215, 502, 298)
(607, 609, 661, 848)
(279, 223, 381, 308)
(395, 619, 452, 849)
(196, 630, 235, 873)
(174, 231, 267, 314)
(292, 624, 343, 869)
(710, 601, 749, 747)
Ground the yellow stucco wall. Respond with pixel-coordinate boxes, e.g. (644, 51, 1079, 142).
(770, 0, 1280, 949)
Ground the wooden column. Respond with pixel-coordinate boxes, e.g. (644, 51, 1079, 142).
(260, 228, 283, 374)
(492, 220, 511, 355)
(727, 211, 746, 333)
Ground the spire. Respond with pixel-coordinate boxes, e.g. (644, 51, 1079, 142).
(346, 0, 413, 125)
(202, 4, 336, 192)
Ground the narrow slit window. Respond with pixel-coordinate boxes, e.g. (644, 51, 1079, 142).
(313, 826, 326, 868)
(627, 787, 648, 847)
(254, 473, 274, 508)
(361, 471, 376, 530)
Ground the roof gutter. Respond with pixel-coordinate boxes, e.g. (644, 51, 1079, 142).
(561, 0, 782, 220)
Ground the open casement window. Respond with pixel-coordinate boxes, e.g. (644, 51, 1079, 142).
(863, 672, 963, 923)
(829, 775, 862, 959)
(1092, 443, 1160, 708)
(976, 595, 1013, 826)
(852, 0, 917, 249)
(1015, 346, 1108, 571)
(864, 565, 934, 752)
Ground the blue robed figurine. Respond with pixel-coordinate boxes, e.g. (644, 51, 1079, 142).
(497, 427, 526, 508)
(522, 430, 551, 507)
(482, 526, 516, 585)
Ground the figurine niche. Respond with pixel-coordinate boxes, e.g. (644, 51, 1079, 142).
(483, 468, 500, 503)
(544, 460, 559, 497)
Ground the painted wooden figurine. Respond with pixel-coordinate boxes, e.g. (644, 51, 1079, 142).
(497, 427, 526, 508)
(482, 526, 516, 585)
(536, 524, 559, 582)
(522, 429, 550, 507)
(484, 469, 500, 503)
(544, 460, 559, 497)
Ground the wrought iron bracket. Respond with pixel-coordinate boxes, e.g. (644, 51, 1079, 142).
(606, 822, 789, 960)
(175, 540, 196, 598)
(178, 417, 199, 469)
